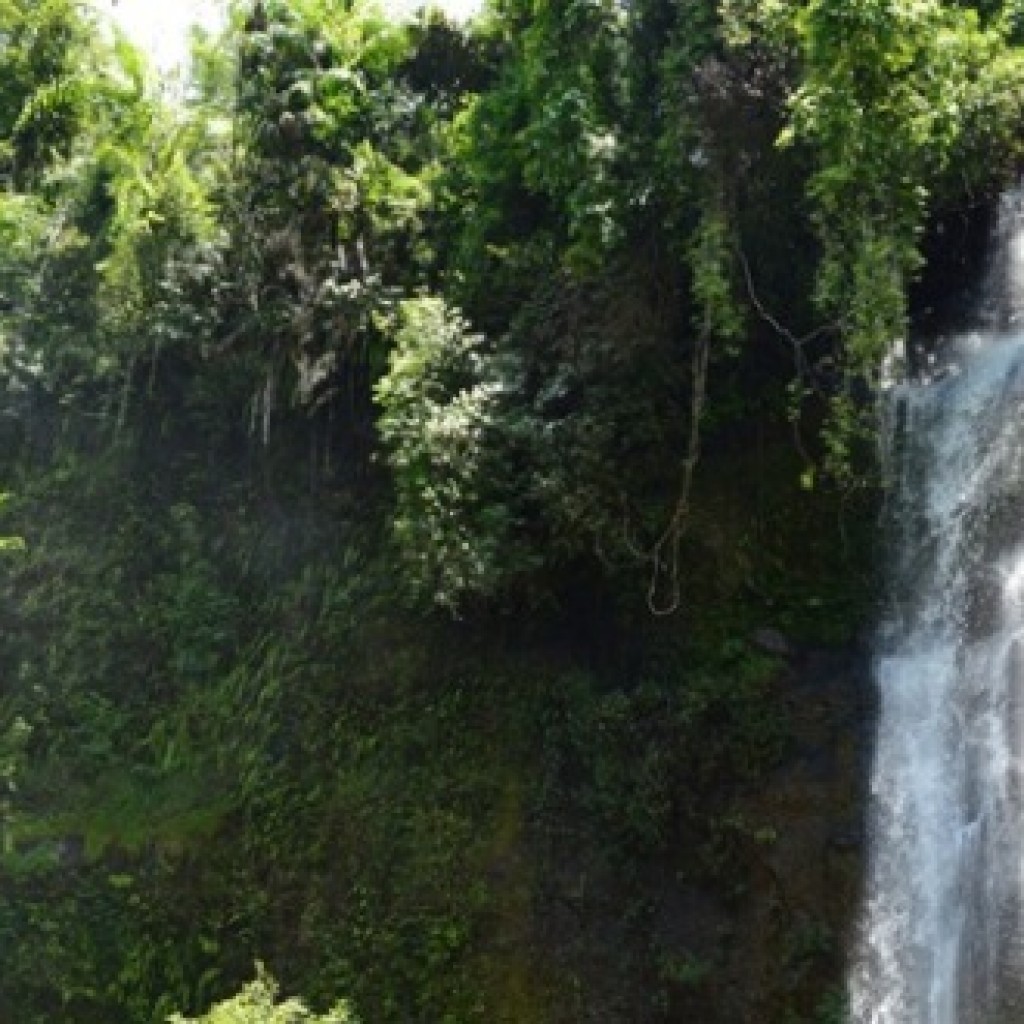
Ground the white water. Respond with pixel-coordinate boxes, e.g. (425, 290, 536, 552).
(849, 193, 1024, 1023)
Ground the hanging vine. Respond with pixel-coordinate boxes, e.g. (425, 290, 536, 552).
(622, 194, 742, 616)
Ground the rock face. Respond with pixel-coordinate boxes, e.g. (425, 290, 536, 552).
(664, 644, 872, 1024)
(0, 578, 874, 1024)
(742, 645, 872, 1021)
(526, 639, 873, 1024)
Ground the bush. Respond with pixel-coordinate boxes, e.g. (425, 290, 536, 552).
(169, 963, 356, 1024)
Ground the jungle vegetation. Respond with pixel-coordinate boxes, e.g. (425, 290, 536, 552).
(0, 0, 1020, 1020)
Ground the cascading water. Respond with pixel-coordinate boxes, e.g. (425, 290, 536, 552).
(849, 192, 1024, 1024)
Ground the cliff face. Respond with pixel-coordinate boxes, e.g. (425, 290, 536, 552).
(522, 641, 872, 1024)
(0, 638, 873, 1024)
(0, 403, 878, 1023)
(730, 645, 871, 1024)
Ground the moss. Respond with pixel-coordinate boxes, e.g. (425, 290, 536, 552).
(471, 778, 554, 1023)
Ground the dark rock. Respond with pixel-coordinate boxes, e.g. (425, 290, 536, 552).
(751, 627, 792, 657)
(827, 826, 863, 852)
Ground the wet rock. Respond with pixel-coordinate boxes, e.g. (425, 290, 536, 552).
(827, 825, 863, 852)
(751, 627, 792, 657)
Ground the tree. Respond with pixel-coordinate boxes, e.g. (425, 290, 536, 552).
(210, 0, 434, 475)
(0, 0, 99, 188)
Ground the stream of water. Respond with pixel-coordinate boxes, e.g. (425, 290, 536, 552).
(849, 193, 1024, 1023)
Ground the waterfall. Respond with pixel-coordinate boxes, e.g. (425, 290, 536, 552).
(849, 192, 1024, 1023)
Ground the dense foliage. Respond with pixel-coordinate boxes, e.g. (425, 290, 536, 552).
(0, 0, 1019, 1020)
(169, 965, 356, 1023)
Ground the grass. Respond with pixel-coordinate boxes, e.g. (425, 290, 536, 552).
(4, 765, 233, 867)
